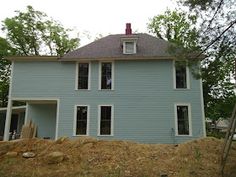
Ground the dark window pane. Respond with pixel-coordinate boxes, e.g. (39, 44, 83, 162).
(101, 106, 111, 120)
(177, 106, 189, 135)
(100, 106, 112, 135)
(78, 63, 89, 89)
(176, 62, 187, 88)
(77, 121, 87, 135)
(76, 106, 87, 135)
(101, 63, 112, 89)
(100, 121, 111, 135)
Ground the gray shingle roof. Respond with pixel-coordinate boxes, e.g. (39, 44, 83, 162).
(61, 33, 174, 60)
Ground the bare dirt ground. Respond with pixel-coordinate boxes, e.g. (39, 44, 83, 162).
(0, 137, 235, 177)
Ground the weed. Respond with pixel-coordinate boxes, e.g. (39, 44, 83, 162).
(194, 147, 201, 161)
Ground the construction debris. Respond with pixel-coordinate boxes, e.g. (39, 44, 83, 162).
(20, 120, 37, 139)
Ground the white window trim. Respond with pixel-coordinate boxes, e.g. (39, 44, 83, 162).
(123, 41, 137, 54)
(75, 62, 91, 90)
(173, 60, 190, 90)
(73, 104, 90, 136)
(98, 61, 115, 90)
(97, 104, 114, 136)
(174, 103, 192, 136)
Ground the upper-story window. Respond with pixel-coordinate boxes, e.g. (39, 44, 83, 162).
(77, 63, 90, 90)
(100, 62, 113, 90)
(123, 41, 136, 54)
(174, 61, 189, 89)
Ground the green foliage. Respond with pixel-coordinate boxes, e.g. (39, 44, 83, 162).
(207, 130, 226, 139)
(148, 10, 199, 51)
(0, 5, 80, 107)
(2, 5, 79, 56)
(148, 10, 201, 65)
(148, 2, 236, 121)
(179, 0, 214, 10)
(0, 37, 16, 107)
(185, 0, 236, 121)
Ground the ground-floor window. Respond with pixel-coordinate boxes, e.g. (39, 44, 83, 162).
(75, 105, 89, 135)
(175, 104, 191, 135)
(98, 105, 113, 136)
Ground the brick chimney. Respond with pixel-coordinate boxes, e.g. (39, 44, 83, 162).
(125, 23, 132, 35)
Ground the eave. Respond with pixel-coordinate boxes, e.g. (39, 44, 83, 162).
(4, 56, 59, 61)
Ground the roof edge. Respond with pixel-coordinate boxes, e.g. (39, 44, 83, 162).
(4, 56, 59, 61)
(59, 56, 176, 61)
(59, 55, 203, 61)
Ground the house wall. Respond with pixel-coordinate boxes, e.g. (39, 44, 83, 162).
(27, 104, 57, 139)
(11, 60, 204, 144)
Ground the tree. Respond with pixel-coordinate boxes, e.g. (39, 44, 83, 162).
(178, 0, 236, 121)
(148, 7, 236, 121)
(0, 37, 16, 107)
(148, 10, 199, 51)
(0, 6, 80, 107)
(2, 5, 79, 56)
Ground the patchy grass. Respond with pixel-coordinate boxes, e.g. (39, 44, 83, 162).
(0, 137, 235, 177)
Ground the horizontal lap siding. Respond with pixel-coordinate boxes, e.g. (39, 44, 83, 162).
(12, 60, 204, 143)
(28, 104, 57, 139)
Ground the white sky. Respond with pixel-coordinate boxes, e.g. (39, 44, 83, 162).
(0, 0, 176, 46)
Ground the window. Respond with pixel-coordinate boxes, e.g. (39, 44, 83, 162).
(75, 106, 88, 135)
(175, 61, 188, 89)
(175, 104, 191, 135)
(99, 105, 113, 135)
(77, 63, 89, 89)
(100, 62, 113, 90)
(123, 41, 136, 54)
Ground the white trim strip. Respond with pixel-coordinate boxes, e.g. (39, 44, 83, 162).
(24, 103, 29, 124)
(3, 62, 14, 141)
(200, 78, 206, 137)
(55, 99, 60, 140)
(11, 97, 59, 101)
(0, 106, 26, 111)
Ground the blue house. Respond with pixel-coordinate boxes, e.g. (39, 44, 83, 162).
(3, 24, 206, 143)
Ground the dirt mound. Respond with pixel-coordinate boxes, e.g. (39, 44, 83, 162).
(0, 137, 235, 177)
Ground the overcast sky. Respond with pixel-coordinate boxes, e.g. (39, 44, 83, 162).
(0, 0, 176, 46)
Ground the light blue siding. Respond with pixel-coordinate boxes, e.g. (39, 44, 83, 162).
(27, 104, 56, 139)
(12, 60, 204, 143)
